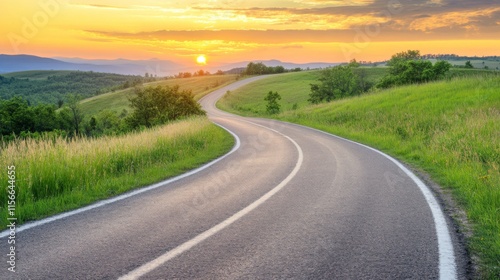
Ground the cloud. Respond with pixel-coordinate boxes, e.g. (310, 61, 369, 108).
(85, 28, 496, 46)
(282, 45, 304, 49)
(409, 7, 500, 32)
(76, 0, 499, 46)
(187, 1, 499, 33)
(72, 3, 131, 10)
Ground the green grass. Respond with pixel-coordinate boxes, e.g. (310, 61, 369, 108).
(219, 69, 388, 115)
(218, 73, 500, 278)
(0, 117, 234, 229)
(219, 68, 497, 116)
(431, 59, 500, 70)
(80, 74, 238, 116)
(219, 71, 321, 115)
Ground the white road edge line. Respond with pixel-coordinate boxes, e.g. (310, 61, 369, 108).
(118, 121, 304, 280)
(283, 121, 457, 280)
(0, 124, 241, 239)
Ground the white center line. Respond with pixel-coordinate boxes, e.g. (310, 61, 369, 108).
(118, 121, 304, 280)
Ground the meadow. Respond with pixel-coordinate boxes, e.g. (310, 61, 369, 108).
(218, 72, 500, 278)
(0, 117, 234, 228)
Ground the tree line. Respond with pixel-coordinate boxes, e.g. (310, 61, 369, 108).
(244, 62, 302, 75)
(0, 85, 204, 142)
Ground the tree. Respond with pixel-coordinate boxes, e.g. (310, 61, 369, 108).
(127, 85, 204, 128)
(245, 62, 268, 75)
(348, 59, 361, 68)
(66, 94, 84, 135)
(464, 60, 474, 69)
(309, 65, 361, 104)
(378, 50, 451, 88)
(264, 91, 281, 114)
(0, 97, 34, 136)
(32, 104, 58, 132)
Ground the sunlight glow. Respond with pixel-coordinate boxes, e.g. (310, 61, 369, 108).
(196, 55, 207, 65)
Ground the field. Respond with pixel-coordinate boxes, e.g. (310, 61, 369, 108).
(80, 74, 238, 116)
(218, 72, 500, 278)
(429, 59, 500, 70)
(0, 117, 234, 229)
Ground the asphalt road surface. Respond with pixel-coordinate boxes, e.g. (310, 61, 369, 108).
(1, 76, 467, 279)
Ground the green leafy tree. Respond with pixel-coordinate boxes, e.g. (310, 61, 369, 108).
(57, 108, 75, 132)
(264, 91, 281, 114)
(387, 50, 421, 74)
(127, 85, 204, 128)
(32, 104, 58, 132)
(309, 65, 362, 104)
(465, 60, 474, 68)
(0, 97, 34, 136)
(378, 50, 451, 88)
(66, 94, 84, 135)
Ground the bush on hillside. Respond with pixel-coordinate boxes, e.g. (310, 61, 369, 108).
(378, 50, 451, 88)
(308, 64, 371, 104)
(126, 85, 205, 128)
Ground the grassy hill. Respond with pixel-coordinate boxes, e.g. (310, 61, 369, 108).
(218, 68, 497, 116)
(219, 69, 386, 114)
(218, 72, 500, 278)
(79, 74, 238, 116)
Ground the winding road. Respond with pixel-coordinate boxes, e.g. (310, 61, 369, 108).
(1, 76, 467, 279)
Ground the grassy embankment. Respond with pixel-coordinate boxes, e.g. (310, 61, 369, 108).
(0, 117, 234, 230)
(80, 74, 238, 116)
(218, 70, 499, 278)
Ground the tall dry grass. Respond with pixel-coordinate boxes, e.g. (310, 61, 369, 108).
(0, 116, 233, 226)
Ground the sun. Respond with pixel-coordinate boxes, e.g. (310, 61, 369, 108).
(196, 55, 207, 65)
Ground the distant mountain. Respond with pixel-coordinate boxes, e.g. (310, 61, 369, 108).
(0, 55, 184, 76)
(0, 55, 75, 74)
(0, 55, 340, 76)
(54, 57, 185, 76)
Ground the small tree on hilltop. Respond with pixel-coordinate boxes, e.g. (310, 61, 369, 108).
(264, 91, 281, 115)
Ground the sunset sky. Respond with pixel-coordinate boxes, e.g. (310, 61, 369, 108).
(1, 0, 499, 66)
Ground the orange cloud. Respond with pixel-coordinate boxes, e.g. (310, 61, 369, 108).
(409, 7, 500, 32)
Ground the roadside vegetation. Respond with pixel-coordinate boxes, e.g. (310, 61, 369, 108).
(0, 73, 238, 229)
(0, 117, 234, 229)
(1, 74, 238, 141)
(217, 52, 500, 278)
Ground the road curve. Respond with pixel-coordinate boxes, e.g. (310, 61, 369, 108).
(0, 76, 466, 279)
